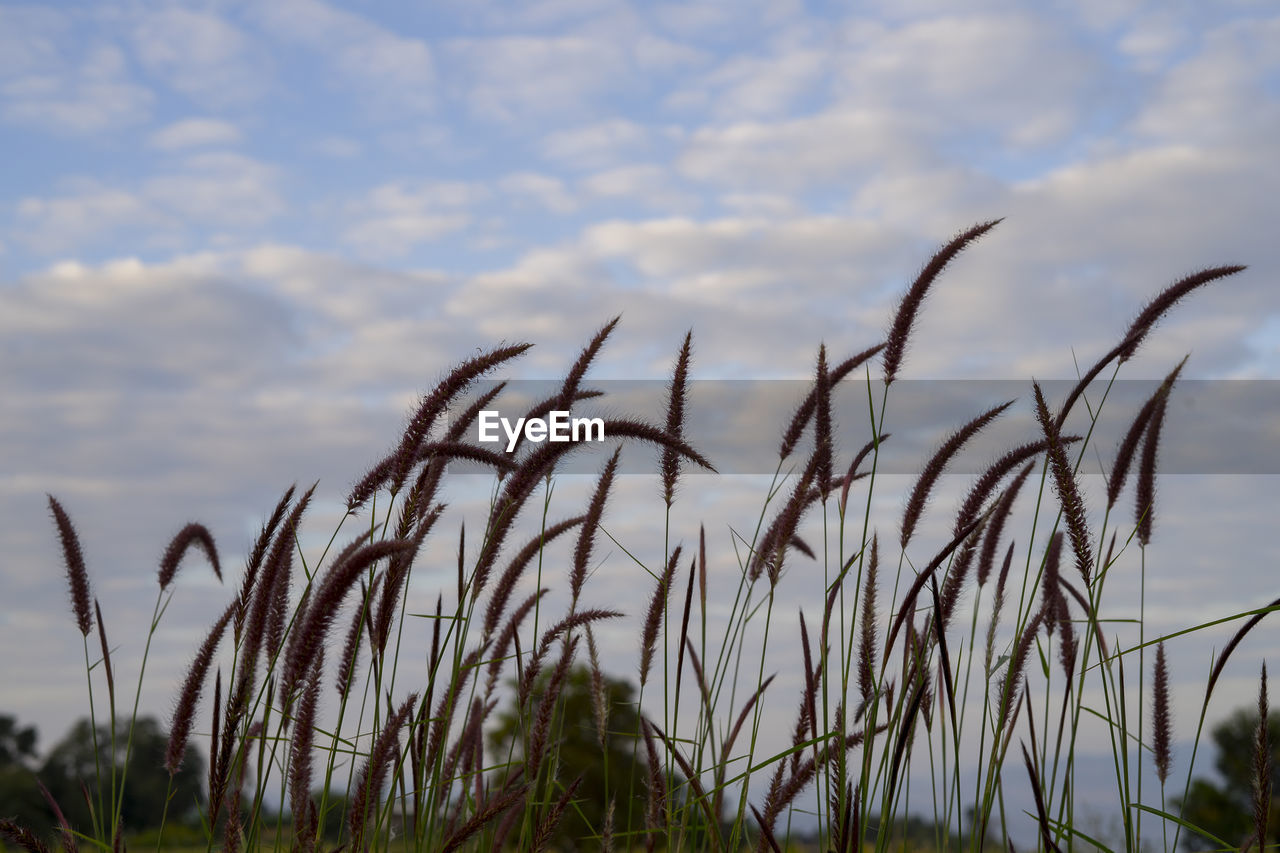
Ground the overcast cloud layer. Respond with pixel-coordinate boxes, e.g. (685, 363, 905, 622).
(2, 0, 1279, 833)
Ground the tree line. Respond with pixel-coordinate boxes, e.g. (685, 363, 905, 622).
(2, 698, 1273, 849)
(0, 714, 203, 840)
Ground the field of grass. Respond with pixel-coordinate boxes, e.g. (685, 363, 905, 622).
(3, 220, 1271, 852)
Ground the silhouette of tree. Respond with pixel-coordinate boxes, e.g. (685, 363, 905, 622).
(0, 715, 37, 767)
(0, 714, 50, 836)
(488, 665, 695, 849)
(1179, 706, 1280, 850)
(38, 716, 205, 836)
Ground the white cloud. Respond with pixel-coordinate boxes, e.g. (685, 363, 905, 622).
(1, 246, 476, 415)
(541, 119, 651, 170)
(580, 164, 698, 211)
(1069, 0, 1171, 32)
(250, 0, 436, 112)
(445, 214, 909, 378)
(849, 165, 1006, 233)
(459, 0, 631, 28)
(343, 214, 472, 257)
(445, 0, 707, 74)
(149, 117, 242, 150)
(1014, 143, 1276, 271)
(667, 41, 829, 120)
(830, 12, 1100, 147)
(651, 0, 805, 40)
(142, 153, 283, 227)
(1128, 16, 1280, 145)
(1116, 13, 1189, 72)
(0, 247, 472, 738)
(234, 245, 466, 383)
(678, 109, 931, 190)
(2, 41, 152, 133)
(132, 8, 263, 106)
(361, 181, 486, 214)
(580, 215, 891, 286)
(631, 32, 709, 71)
(717, 192, 802, 218)
(0, 254, 292, 393)
(448, 145, 1277, 382)
(14, 155, 284, 253)
(444, 35, 629, 121)
(499, 172, 579, 214)
(341, 180, 485, 257)
(310, 136, 363, 158)
(0, 6, 65, 77)
(15, 185, 162, 253)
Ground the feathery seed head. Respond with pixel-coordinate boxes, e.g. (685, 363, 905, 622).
(48, 495, 93, 637)
(883, 219, 1002, 385)
(662, 330, 693, 506)
(1152, 642, 1173, 784)
(159, 522, 221, 590)
(1033, 383, 1094, 585)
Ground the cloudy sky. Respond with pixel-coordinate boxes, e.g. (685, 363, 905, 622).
(2, 0, 1279, 834)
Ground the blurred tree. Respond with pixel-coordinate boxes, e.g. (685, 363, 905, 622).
(0, 714, 51, 836)
(488, 665, 700, 849)
(1179, 707, 1280, 850)
(38, 716, 205, 836)
(0, 715, 38, 766)
(310, 790, 351, 842)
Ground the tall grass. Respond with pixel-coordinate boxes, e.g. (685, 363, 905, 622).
(4, 221, 1272, 853)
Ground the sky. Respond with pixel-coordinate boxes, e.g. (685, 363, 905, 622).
(2, 0, 1280, 839)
